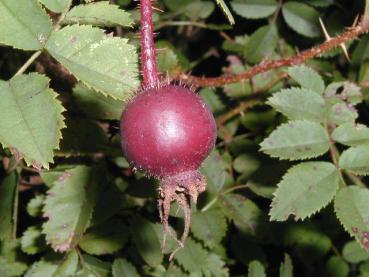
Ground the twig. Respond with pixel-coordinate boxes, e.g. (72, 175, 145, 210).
(179, 16, 369, 87)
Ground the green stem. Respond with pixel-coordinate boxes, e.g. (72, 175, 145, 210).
(344, 171, 366, 187)
(13, 51, 42, 77)
(12, 177, 19, 239)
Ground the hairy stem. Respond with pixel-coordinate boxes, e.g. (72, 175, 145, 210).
(140, 0, 159, 88)
(179, 16, 369, 87)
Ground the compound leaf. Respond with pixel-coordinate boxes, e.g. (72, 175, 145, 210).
(339, 145, 369, 175)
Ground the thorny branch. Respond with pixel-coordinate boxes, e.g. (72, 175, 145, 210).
(179, 15, 369, 87)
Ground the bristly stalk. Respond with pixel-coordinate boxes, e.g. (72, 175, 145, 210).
(140, 0, 159, 88)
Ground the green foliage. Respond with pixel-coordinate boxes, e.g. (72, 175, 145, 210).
(63, 1, 133, 27)
(0, 74, 65, 169)
(45, 25, 139, 101)
(0, 0, 52, 50)
(260, 121, 330, 160)
(282, 2, 320, 38)
(1, 1, 369, 276)
(42, 166, 100, 252)
(270, 162, 340, 221)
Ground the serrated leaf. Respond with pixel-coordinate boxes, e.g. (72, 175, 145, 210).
(231, 0, 277, 19)
(220, 193, 263, 234)
(335, 186, 369, 252)
(191, 209, 227, 248)
(204, 253, 229, 277)
(0, 173, 17, 240)
(244, 25, 278, 64)
(40, 165, 74, 187)
(270, 162, 339, 221)
(73, 82, 124, 120)
(26, 195, 45, 218)
(200, 151, 226, 194)
(328, 103, 358, 126)
(63, 1, 133, 27)
(267, 87, 326, 122)
(339, 145, 369, 175)
(332, 123, 369, 146)
(0, 74, 65, 169)
(282, 2, 320, 38)
(130, 216, 162, 267)
(79, 219, 128, 255)
(112, 258, 140, 277)
(214, 0, 235, 24)
(174, 238, 208, 274)
(287, 65, 325, 94)
(42, 166, 100, 252)
(343, 240, 369, 263)
(25, 251, 79, 277)
(324, 82, 363, 105)
(0, 0, 52, 50)
(21, 226, 46, 255)
(279, 254, 293, 277)
(260, 121, 329, 160)
(38, 0, 69, 13)
(248, 260, 266, 277)
(156, 41, 179, 73)
(45, 25, 139, 101)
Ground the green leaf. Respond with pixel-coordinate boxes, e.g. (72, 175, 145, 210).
(335, 186, 369, 252)
(130, 216, 162, 267)
(200, 151, 226, 194)
(282, 2, 320, 38)
(339, 145, 369, 175)
(260, 121, 330, 160)
(332, 123, 369, 146)
(184, 1, 215, 19)
(204, 253, 229, 277)
(324, 82, 362, 105)
(0, 173, 17, 240)
(38, 0, 69, 13)
(76, 255, 110, 277)
(79, 219, 128, 255)
(248, 260, 266, 277)
(112, 258, 140, 277)
(156, 41, 179, 73)
(231, 0, 277, 19)
(0, 257, 27, 277)
(25, 251, 79, 277)
(327, 103, 358, 126)
(73, 83, 124, 120)
(343, 240, 369, 263)
(45, 25, 139, 101)
(63, 1, 133, 27)
(267, 87, 326, 122)
(174, 238, 208, 274)
(283, 224, 332, 258)
(214, 0, 235, 24)
(27, 194, 45, 217)
(191, 209, 227, 248)
(0, 74, 65, 170)
(287, 65, 325, 94)
(40, 165, 74, 187)
(270, 162, 339, 221)
(220, 193, 263, 234)
(42, 166, 100, 252)
(244, 25, 278, 64)
(21, 226, 46, 255)
(279, 254, 293, 277)
(0, 0, 52, 50)
(325, 256, 349, 277)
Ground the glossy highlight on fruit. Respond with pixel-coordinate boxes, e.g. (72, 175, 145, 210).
(120, 84, 217, 178)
